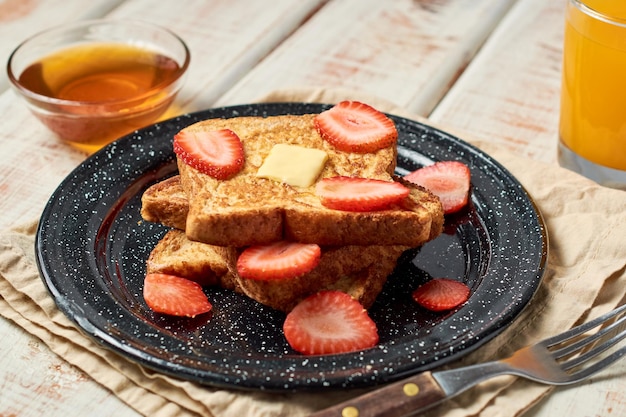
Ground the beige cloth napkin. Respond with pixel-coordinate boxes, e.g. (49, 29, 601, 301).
(1, 87, 626, 417)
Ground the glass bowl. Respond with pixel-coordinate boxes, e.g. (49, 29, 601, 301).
(7, 19, 190, 153)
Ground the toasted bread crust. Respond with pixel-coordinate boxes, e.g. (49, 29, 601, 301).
(141, 176, 188, 230)
(176, 114, 442, 247)
(146, 230, 238, 290)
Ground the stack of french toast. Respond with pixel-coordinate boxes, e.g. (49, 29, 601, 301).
(140, 102, 446, 317)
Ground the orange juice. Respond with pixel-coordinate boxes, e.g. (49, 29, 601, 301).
(559, 0, 626, 171)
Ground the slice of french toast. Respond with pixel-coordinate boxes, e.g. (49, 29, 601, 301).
(146, 229, 406, 312)
(175, 113, 444, 247)
(142, 175, 443, 244)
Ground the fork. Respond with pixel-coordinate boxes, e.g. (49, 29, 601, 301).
(310, 303, 626, 417)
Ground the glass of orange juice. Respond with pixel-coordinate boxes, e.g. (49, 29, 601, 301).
(559, 0, 626, 189)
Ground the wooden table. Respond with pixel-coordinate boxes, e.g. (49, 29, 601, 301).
(0, 0, 624, 415)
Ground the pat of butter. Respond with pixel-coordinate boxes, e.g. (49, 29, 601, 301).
(257, 144, 328, 187)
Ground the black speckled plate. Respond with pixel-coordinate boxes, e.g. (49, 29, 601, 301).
(35, 102, 547, 392)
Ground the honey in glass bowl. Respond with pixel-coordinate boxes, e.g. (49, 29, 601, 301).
(20, 43, 180, 104)
(8, 19, 190, 153)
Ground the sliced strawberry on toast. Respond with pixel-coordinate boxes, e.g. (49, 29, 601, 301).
(404, 161, 471, 214)
(236, 241, 322, 281)
(143, 273, 212, 317)
(412, 278, 470, 312)
(283, 290, 379, 355)
(314, 101, 397, 153)
(316, 176, 410, 212)
(173, 128, 245, 180)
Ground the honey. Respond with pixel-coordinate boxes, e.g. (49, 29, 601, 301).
(17, 43, 183, 152)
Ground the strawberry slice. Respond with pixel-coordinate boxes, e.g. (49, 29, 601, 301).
(411, 278, 470, 312)
(173, 129, 244, 180)
(316, 176, 410, 212)
(143, 273, 212, 317)
(283, 290, 379, 355)
(314, 101, 397, 153)
(404, 161, 471, 214)
(236, 241, 321, 281)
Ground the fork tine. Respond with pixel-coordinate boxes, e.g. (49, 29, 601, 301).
(561, 344, 626, 383)
(551, 313, 626, 360)
(541, 303, 626, 348)
(561, 323, 626, 371)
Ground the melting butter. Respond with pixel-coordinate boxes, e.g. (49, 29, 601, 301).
(257, 144, 328, 187)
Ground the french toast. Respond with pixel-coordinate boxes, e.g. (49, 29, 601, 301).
(143, 179, 409, 311)
(141, 175, 444, 243)
(141, 103, 446, 314)
(146, 229, 406, 312)
(174, 113, 444, 247)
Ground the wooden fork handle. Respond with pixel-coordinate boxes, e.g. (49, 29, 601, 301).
(309, 371, 447, 417)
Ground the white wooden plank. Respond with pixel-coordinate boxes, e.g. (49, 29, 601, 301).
(526, 359, 626, 417)
(429, 0, 565, 163)
(0, 0, 124, 92)
(104, 0, 327, 113)
(0, 315, 140, 417)
(215, 0, 516, 114)
(0, 92, 88, 230)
